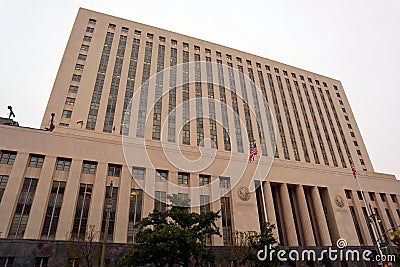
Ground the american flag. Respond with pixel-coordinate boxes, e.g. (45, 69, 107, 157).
(350, 161, 357, 179)
(249, 143, 258, 163)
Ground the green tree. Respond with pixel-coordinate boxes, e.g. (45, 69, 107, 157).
(390, 230, 400, 265)
(232, 222, 280, 267)
(119, 194, 221, 267)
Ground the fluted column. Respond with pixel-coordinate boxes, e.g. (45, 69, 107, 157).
(311, 187, 331, 246)
(0, 152, 29, 237)
(296, 185, 315, 246)
(263, 181, 279, 241)
(56, 159, 83, 240)
(280, 184, 298, 246)
(87, 162, 108, 241)
(25, 156, 57, 239)
(114, 166, 131, 243)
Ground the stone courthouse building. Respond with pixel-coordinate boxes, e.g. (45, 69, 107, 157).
(0, 8, 399, 267)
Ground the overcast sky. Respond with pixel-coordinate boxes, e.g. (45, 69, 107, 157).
(0, 0, 398, 179)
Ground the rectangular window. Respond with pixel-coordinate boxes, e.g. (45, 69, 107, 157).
(69, 85, 78, 93)
(154, 191, 167, 211)
(122, 26, 129, 33)
(226, 54, 232, 60)
(390, 194, 397, 203)
(0, 175, 9, 203)
(171, 39, 177, 45)
(78, 54, 87, 61)
(205, 48, 211, 54)
(88, 18, 96, 25)
(349, 206, 364, 245)
(86, 27, 94, 33)
(219, 176, 230, 189)
(221, 197, 232, 245)
(200, 195, 210, 213)
(155, 169, 168, 182)
(80, 44, 89, 51)
(101, 186, 118, 240)
(316, 80, 320, 85)
(216, 51, 221, 57)
(0, 257, 14, 266)
(62, 110, 72, 119)
(369, 192, 375, 201)
(283, 70, 287, 76)
(199, 175, 210, 186)
(183, 42, 189, 49)
(29, 154, 45, 168)
(134, 30, 141, 36)
(265, 65, 270, 71)
(107, 164, 121, 177)
(147, 33, 153, 39)
(108, 23, 116, 30)
(357, 191, 363, 200)
(56, 157, 71, 171)
(75, 64, 84, 71)
(72, 184, 92, 238)
(385, 208, 395, 228)
(128, 189, 142, 243)
(132, 166, 145, 180)
(178, 172, 189, 185)
(0, 150, 16, 165)
(34, 257, 49, 267)
(274, 68, 279, 73)
(360, 159, 365, 165)
(83, 35, 92, 42)
(194, 45, 200, 51)
(82, 161, 97, 174)
(345, 189, 352, 199)
(256, 62, 261, 68)
(41, 181, 66, 239)
(65, 97, 76, 105)
(8, 178, 38, 238)
(380, 193, 386, 202)
(236, 57, 242, 63)
(159, 36, 165, 42)
(72, 74, 81, 82)
(323, 82, 327, 87)
(300, 75, 304, 80)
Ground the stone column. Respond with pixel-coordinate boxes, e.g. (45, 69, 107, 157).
(296, 185, 316, 246)
(0, 152, 29, 237)
(352, 195, 373, 245)
(114, 167, 131, 243)
(56, 159, 83, 240)
(311, 187, 331, 246)
(263, 181, 279, 241)
(87, 162, 108, 241)
(280, 183, 298, 246)
(25, 156, 57, 239)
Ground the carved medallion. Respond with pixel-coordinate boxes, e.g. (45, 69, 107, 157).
(238, 186, 250, 201)
(335, 195, 345, 207)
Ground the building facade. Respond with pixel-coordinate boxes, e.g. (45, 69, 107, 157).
(0, 7, 399, 266)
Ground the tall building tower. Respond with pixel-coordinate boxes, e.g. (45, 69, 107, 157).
(0, 7, 398, 266)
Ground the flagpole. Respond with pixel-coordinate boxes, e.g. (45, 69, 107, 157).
(352, 161, 384, 265)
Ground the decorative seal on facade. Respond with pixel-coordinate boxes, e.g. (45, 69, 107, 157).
(238, 186, 250, 201)
(335, 195, 345, 207)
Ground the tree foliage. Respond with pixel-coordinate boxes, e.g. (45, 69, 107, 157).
(232, 222, 280, 267)
(119, 194, 221, 267)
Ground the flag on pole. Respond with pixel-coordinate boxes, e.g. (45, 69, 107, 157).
(350, 162, 357, 179)
(249, 143, 258, 163)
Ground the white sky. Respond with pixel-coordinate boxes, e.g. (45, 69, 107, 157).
(0, 0, 399, 179)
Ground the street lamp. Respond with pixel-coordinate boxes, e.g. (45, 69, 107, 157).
(100, 181, 113, 267)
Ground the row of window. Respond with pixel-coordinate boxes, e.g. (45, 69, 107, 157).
(345, 189, 398, 203)
(0, 256, 48, 267)
(89, 18, 334, 91)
